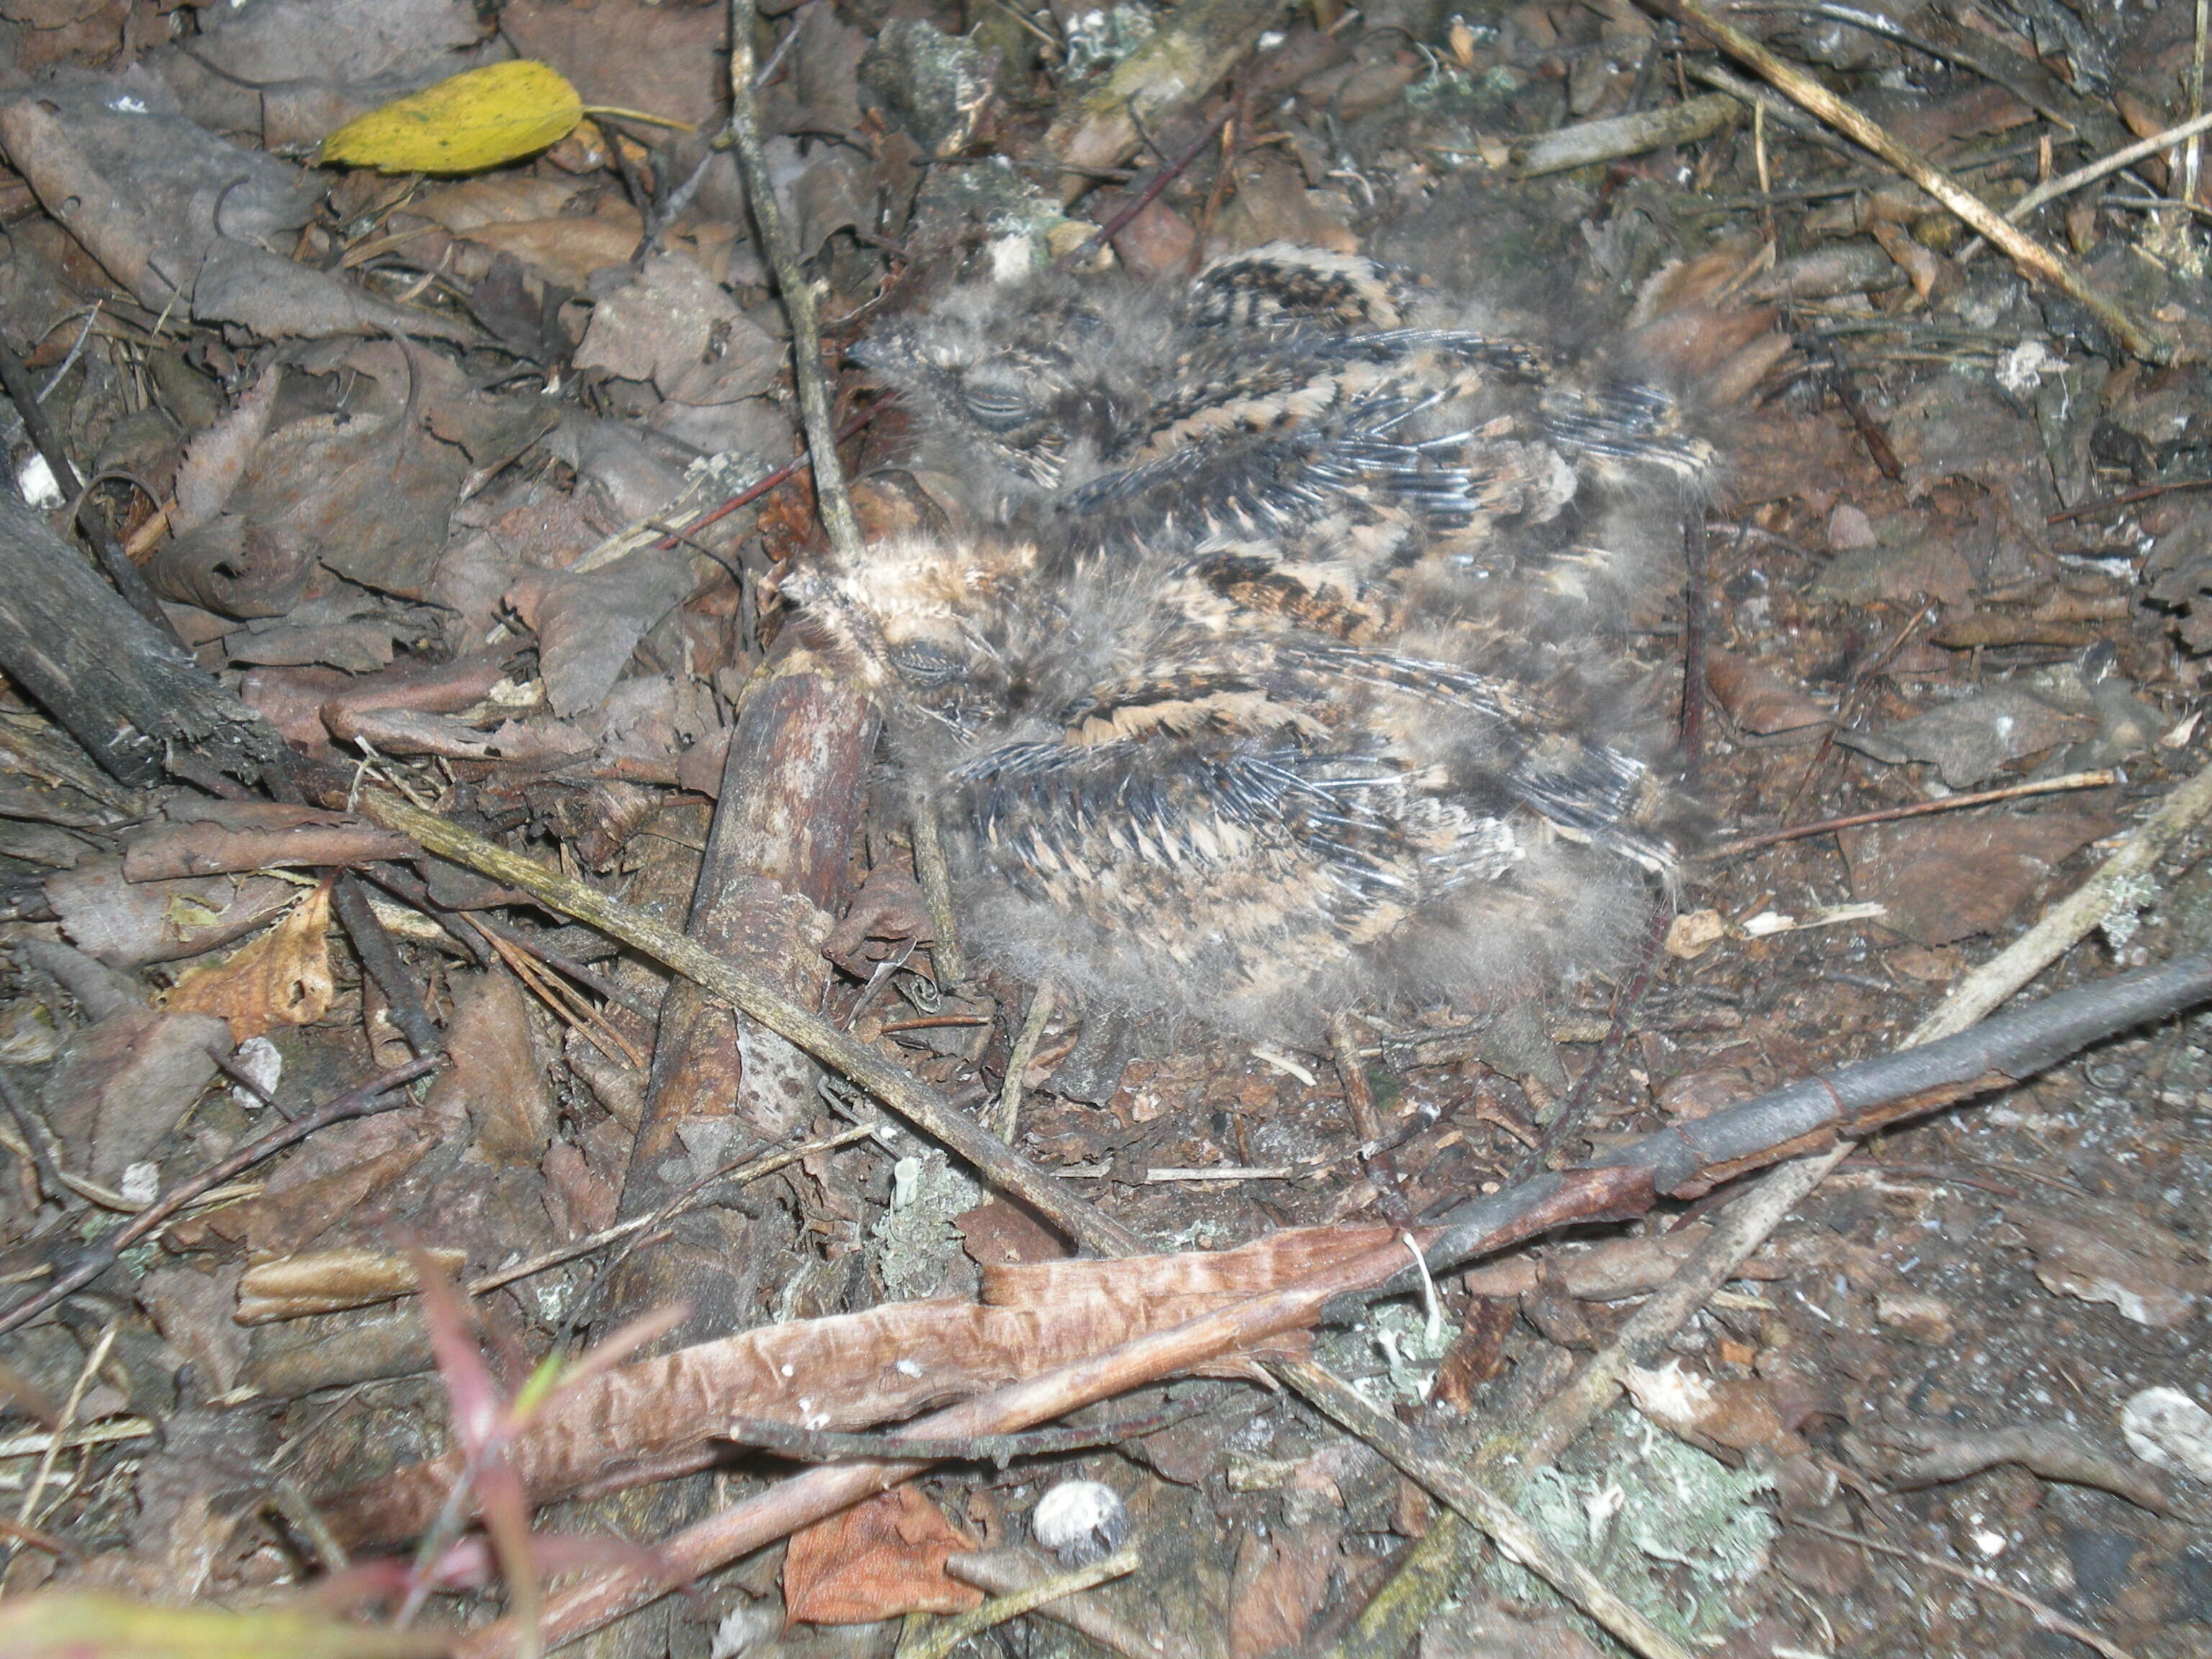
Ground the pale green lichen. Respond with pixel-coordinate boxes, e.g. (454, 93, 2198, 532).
(1487, 1408, 1776, 1643)
(871, 1152, 984, 1302)
(2102, 870, 2160, 950)
(1316, 1297, 1456, 1406)
(1062, 3, 1161, 81)
(911, 156, 1081, 278)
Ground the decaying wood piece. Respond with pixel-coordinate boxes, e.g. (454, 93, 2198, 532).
(0, 486, 282, 788)
(613, 649, 877, 1339)
(1511, 93, 1743, 179)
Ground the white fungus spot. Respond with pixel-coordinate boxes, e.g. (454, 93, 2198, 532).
(1032, 1478, 1130, 1566)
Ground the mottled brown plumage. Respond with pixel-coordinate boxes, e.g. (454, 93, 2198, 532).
(798, 244, 1711, 1035)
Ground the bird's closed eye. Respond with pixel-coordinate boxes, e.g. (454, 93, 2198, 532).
(960, 378, 1033, 431)
(889, 640, 962, 685)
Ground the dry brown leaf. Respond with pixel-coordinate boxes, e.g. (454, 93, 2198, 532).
(1840, 807, 2115, 945)
(466, 202, 642, 289)
(2009, 1204, 2202, 1327)
(1231, 1520, 1339, 1658)
(1623, 1359, 1809, 1459)
(170, 365, 282, 536)
(432, 971, 553, 1166)
(320, 1223, 1417, 1548)
(783, 1486, 982, 1625)
(237, 1246, 468, 1324)
(167, 878, 336, 1043)
(1705, 651, 1832, 735)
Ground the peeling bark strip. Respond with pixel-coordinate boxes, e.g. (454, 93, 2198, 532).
(320, 1224, 1415, 1547)
(0, 485, 282, 788)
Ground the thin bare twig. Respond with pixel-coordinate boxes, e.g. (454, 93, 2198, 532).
(945, 1549, 1166, 1659)
(899, 1547, 1138, 1659)
(907, 806, 968, 986)
(1330, 1011, 1411, 1224)
(725, 0, 863, 563)
(0, 1054, 444, 1337)
(1658, 0, 2172, 361)
(1710, 769, 2118, 856)
(1322, 1145, 1851, 1659)
(1050, 103, 1236, 274)
(996, 979, 1057, 1141)
(1960, 107, 2212, 263)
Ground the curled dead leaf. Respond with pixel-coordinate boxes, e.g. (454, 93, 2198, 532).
(166, 878, 336, 1043)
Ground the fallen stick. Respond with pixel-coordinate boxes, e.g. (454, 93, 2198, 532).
(1655, 0, 2173, 363)
(1511, 92, 1742, 178)
(408, 953, 2208, 1655)
(357, 790, 1140, 1258)
(725, 0, 863, 563)
(1328, 948, 2212, 1319)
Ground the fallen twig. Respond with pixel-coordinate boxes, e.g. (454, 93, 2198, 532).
(1657, 0, 2174, 362)
(898, 1545, 1138, 1659)
(1864, 1421, 2181, 1516)
(357, 791, 1139, 1256)
(388, 950, 2209, 1654)
(1322, 1143, 1853, 1659)
(1512, 92, 1741, 178)
(726, 1390, 1213, 1468)
(0, 1054, 444, 1338)
(1961, 107, 2212, 264)
(725, 0, 864, 563)
(1709, 769, 2119, 856)
(945, 1548, 1174, 1659)
(1051, 103, 1236, 274)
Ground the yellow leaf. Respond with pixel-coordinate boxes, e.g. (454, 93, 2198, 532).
(0, 1590, 447, 1659)
(319, 60, 583, 176)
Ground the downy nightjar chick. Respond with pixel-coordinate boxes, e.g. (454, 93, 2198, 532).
(797, 244, 1712, 1038)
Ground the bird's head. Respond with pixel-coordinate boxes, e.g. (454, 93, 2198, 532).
(848, 288, 1133, 488)
(777, 535, 1040, 727)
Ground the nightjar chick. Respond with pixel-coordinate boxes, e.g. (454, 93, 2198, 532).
(789, 244, 1713, 1038)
